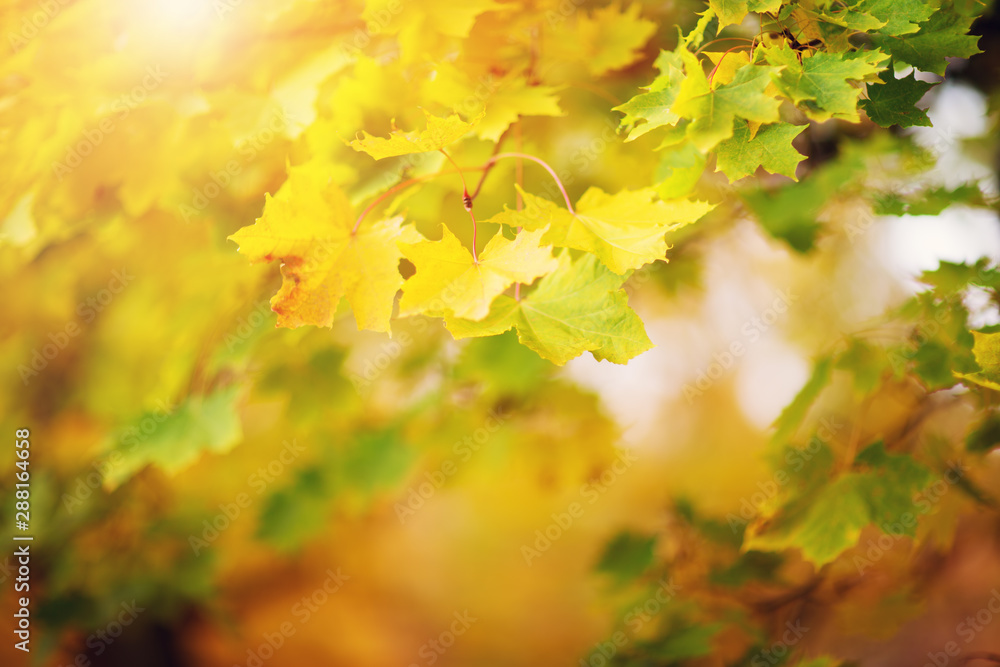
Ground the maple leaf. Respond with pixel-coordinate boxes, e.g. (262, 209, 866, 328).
(228, 164, 420, 333)
(445, 253, 653, 365)
(474, 80, 564, 142)
(671, 51, 783, 151)
(871, 5, 982, 76)
(363, 0, 500, 59)
(826, 0, 936, 36)
(489, 186, 713, 274)
(655, 143, 707, 199)
(744, 475, 872, 566)
(860, 68, 935, 128)
(349, 110, 482, 160)
(680, 8, 720, 49)
(765, 45, 889, 121)
(102, 387, 243, 490)
(573, 2, 657, 76)
(710, 0, 749, 28)
(615, 50, 686, 141)
(703, 50, 753, 87)
(715, 120, 807, 181)
(745, 442, 933, 566)
(312, 57, 416, 140)
(821, 2, 887, 32)
(424, 67, 564, 143)
(707, 0, 782, 29)
(398, 226, 558, 321)
(955, 330, 1000, 391)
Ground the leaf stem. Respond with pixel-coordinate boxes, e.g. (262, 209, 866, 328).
(440, 148, 479, 263)
(489, 152, 575, 214)
(695, 37, 754, 55)
(707, 45, 748, 85)
(352, 150, 577, 263)
(439, 148, 470, 200)
(470, 140, 505, 201)
(351, 165, 487, 235)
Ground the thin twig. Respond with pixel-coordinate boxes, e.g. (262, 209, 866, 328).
(351, 165, 488, 234)
(470, 140, 505, 201)
(440, 148, 479, 263)
(489, 152, 575, 213)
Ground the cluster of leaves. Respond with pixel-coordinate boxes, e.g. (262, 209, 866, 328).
(582, 257, 1000, 664)
(618, 0, 982, 186)
(740, 258, 1000, 584)
(231, 0, 985, 368)
(229, 113, 706, 365)
(566, 3, 995, 660)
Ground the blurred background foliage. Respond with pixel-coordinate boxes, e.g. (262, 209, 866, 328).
(1, 0, 1000, 665)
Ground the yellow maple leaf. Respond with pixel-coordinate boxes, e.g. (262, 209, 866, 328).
(399, 226, 558, 321)
(489, 186, 714, 274)
(423, 66, 564, 143)
(228, 163, 419, 333)
(704, 50, 751, 87)
(363, 0, 500, 60)
(564, 3, 657, 77)
(349, 110, 482, 160)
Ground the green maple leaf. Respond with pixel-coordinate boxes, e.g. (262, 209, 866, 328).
(655, 143, 706, 199)
(672, 51, 782, 151)
(744, 475, 872, 566)
(822, 0, 887, 32)
(854, 442, 933, 533)
(765, 45, 889, 121)
(956, 329, 1000, 390)
(745, 442, 933, 565)
(743, 143, 867, 251)
(596, 531, 657, 583)
(877, 184, 985, 216)
(748, 0, 783, 13)
(682, 9, 721, 49)
(861, 0, 936, 35)
(256, 467, 330, 552)
(102, 387, 243, 489)
(445, 253, 653, 365)
(919, 257, 1000, 294)
(488, 185, 713, 274)
(821, 0, 937, 34)
(861, 68, 935, 128)
(872, 6, 982, 76)
(715, 120, 807, 181)
(770, 357, 833, 445)
(710, 0, 749, 28)
(707, 0, 781, 27)
(257, 430, 414, 551)
(742, 184, 823, 252)
(615, 50, 686, 141)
